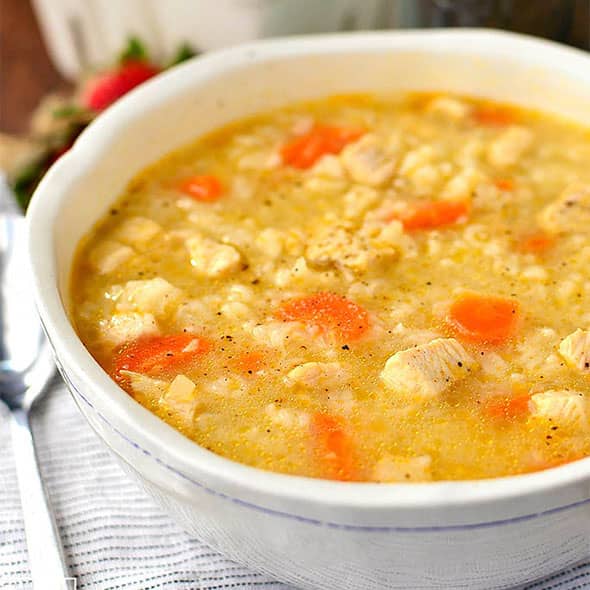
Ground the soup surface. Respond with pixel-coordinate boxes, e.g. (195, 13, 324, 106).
(71, 93, 590, 482)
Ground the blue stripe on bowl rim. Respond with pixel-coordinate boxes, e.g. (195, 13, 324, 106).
(60, 367, 590, 534)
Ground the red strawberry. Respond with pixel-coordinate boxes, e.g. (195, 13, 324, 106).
(83, 60, 159, 111)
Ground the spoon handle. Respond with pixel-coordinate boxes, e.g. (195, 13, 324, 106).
(10, 408, 70, 590)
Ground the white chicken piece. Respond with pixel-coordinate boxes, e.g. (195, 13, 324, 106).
(340, 134, 396, 187)
(538, 184, 590, 235)
(285, 362, 348, 390)
(559, 329, 590, 374)
(111, 216, 162, 248)
(529, 390, 588, 430)
(426, 96, 470, 120)
(98, 312, 159, 348)
(305, 226, 370, 272)
(381, 338, 477, 400)
(88, 240, 134, 274)
(372, 454, 433, 482)
(185, 233, 242, 277)
(306, 224, 398, 274)
(110, 277, 184, 319)
(162, 374, 198, 414)
(120, 370, 168, 402)
(487, 125, 533, 168)
(310, 154, 346, 179)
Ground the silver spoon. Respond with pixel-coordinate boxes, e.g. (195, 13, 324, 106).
(0, 212, 70, 589)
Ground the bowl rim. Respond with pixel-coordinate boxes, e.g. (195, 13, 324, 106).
(27, 28, 590, 514)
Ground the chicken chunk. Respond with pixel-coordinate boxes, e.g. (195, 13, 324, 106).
(538, 184, 590, 234)
(306, 224, 398, 274)
(120, 370, 168, 402)
(426, 96, 470, 120)
(110, 277, 184, 319)
(381, 338, 477, 400)
(372, 454, 433, 482)
(340, 134, 396, 187)
(530, 390, 588, 430)
(163, 374, 197, 413)
(285, 362, 348, 390)
(98, 312, 159, 348)
(305, 226, 370, 272)
(487, 126, 533, 168)
(88, 240, 134, 274)
(185, 233, 242, 277)
(158, 374, 200, 428)
(111, 216, 162, 248)
(310, 154, 346, 179)
(559, 329, 590, 374)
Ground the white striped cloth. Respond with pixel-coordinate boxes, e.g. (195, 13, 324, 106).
(0, 377, 589, 589)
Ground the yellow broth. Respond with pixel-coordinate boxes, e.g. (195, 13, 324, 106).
(71, 94, 590, 481)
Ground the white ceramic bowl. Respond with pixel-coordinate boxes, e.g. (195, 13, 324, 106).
(28, 30, 590, 590)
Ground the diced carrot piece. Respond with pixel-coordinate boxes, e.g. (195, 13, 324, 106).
(494, 178, 515, 191)
(281, 125, 364, 169)
(234, 351, 265, 376)
(447, 293, 519, 345)
(179, 175, 223, 202)
(310, 413, 358, 481)
(113, 333, 212, 381)
(517, 231, 555, 254)
(484, 394, 531, 420)
(276, 292, 370, 342)
(473, 106, 518, 127)
(389, 200, 470, 231)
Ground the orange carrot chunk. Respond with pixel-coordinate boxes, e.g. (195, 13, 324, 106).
(234, 351, 266, 376)
(390, 200, 470, 231)
(447, 293, 519, 345)
(517, 231, 555, 254)
(113, 333, 212, 382)
(473, 106, 518, 127)
(484, 394, 531, 420)
(281, 125, 364, 169)
(310, 413, 358, 481)
(276, 292, 370, 342)
(179, 175, 223, 202)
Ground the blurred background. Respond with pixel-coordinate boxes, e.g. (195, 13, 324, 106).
(0, 0, 588, 207)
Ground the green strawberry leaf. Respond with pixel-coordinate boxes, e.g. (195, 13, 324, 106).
(119, 36, 148, 63)
(168, 42, 197, 67)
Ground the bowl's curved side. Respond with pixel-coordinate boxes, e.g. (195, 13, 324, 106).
(62, 356, 590, 590)
(27, 29, 590, 588)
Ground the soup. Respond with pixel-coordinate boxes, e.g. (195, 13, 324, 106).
(71, 93, 590, 482)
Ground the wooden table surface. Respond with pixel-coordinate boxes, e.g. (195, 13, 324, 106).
(0, 0, 69, 135)
(0, 0, 587, 136)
